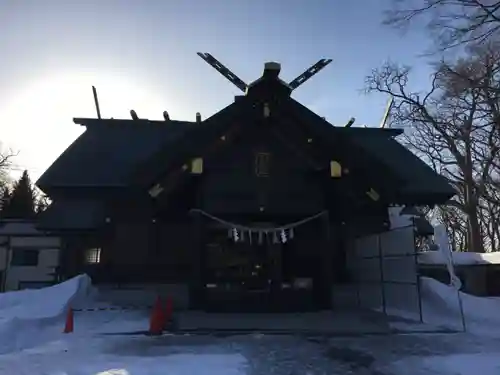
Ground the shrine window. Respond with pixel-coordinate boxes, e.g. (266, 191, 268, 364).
(11, 249, 39, 266)
(255, 152, 271, 177)
(85, 248, 101, 264)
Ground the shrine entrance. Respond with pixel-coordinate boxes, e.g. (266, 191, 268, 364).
(193, 210, 328, 312)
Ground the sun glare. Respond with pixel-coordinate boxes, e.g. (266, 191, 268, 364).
(0, 71, 186, 182)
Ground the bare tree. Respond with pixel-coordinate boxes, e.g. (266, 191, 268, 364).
(438, 204, 468, 250)
(366, 47, 500, 252)
(385, 0, 500, 52)
(478, 194, 500, 249)
(0, 146, 17, 188)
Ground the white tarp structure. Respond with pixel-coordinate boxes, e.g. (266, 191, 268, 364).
(434, 224, 462, 290)
(345, 207, 423, 319)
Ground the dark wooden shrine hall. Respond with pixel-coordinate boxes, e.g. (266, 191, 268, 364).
(36, 54, 455, 312)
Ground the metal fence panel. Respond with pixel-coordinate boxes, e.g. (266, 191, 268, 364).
(349, 222, 422, 321)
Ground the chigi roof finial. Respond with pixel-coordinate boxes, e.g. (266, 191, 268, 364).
(197, 52, 332, 98)
(92, 86, 102, 119)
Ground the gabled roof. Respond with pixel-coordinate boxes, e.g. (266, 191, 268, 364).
(279, 98, 454, 204)
(0, 220, 49, 236)
(36, 61, 455, 208)
(137, 95, 454, 207)
(37, 119, 196, 191)
(347, 132, 455, 204)
(129, 99, 249, 186)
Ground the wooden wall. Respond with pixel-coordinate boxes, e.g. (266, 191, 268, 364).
(200, 124, 324, 215)
(107, 221, 191, 268)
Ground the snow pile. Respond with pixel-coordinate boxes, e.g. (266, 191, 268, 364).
(419, 250, 500, 265)
(0, 274, 92, 353)
(0, 274, 91, 319)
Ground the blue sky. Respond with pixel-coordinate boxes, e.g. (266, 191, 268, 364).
(0, 0, 431, 181)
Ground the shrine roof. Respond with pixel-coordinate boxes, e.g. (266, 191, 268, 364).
(36, 87, 454, 207)
(36, 119, 197, 190)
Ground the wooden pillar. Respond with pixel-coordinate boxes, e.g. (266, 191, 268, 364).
(57, 236, 71, 280)
(321, 212, 334, 310)
(189, 211, 205, 309)
(336, 227, 348, 283)
(74, 242, 86, 277)
(148, 218, 159, 261)
(73, 236, 85, 277)
(268, 240, 283, 310)
(100, 222, 114, 265)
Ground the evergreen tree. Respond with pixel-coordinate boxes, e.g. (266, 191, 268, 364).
(0, 187, 10, 217)
(4, 170, 36, 219)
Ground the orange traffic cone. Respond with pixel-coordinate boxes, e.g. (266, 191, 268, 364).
(148, 296, 164, 336)
(63, 307, 74, 334)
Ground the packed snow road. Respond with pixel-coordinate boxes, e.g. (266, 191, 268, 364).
(1, 328, 500, 374)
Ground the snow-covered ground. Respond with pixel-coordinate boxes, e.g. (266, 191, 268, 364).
(2, 275, 500, 374)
